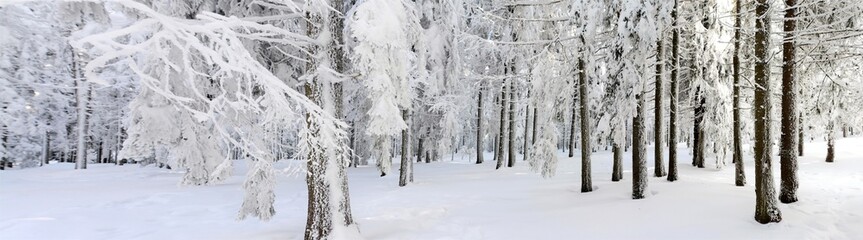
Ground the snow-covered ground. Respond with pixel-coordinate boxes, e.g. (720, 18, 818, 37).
(2, 137, 862, 240)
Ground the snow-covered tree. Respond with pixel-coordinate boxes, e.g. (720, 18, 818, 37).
(349, 0, 420, 177)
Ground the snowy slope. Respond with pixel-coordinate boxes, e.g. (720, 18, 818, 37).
(2, 137, 862, 240)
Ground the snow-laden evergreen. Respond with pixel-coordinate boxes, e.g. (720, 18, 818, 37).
(349, 0, 419, 177)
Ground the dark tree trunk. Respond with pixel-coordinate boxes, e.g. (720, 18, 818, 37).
(798, 114, 804, 157)
(507, 75, 516, 168)
(667, 0, 680, 182)
(506, 7, 518, 167)
(350, 122, 358, 167)
(43, 131, 51, 165)
(523, 80, 531, 160)
(569, 94, 577, 158)
(754, 0, 782, 224)
(633, 93, 647, 199)
(779, 0, 799, 204)
(417, 137, 424, 163)
(96, 141, 103, 164)
(1, 120, 6, 170)
(476, 85, 484, 164)
(496, 79, 507, 169)
(532, 108, 538, 145)
(578, 58, 592, 192)
(733, 0, 746, 187)
(654, 40, 666, 177)
(612, 144, 623, 182)
(694, 90, 706, 169)
(399, 110, 410, 187)
(492, 135, 497, 162)
(826, 122, 835, 163)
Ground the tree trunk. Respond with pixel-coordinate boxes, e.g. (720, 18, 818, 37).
(633, 93, 647, 199)
(476, 85, 484, 164)
(492, 134, 497, 162)
(733, 0, 746, 187)
(409, 150, 414, 182)
(753, 0, 782, 223)
(507, 75, 516, 167)
(399, 110, 411, 187)
(303, 81, 355, 239)
(667, 0, 680, 182)
(693, 87, 705, 168)
(417, 137, 424, 163)
(578, 58, 592, 192)
(569, 93, 577, 158)
(303, 5, 355, 238)
(523, 85, 531, 160)
(74, 53, 89, 170)
(1, 121, 6, 170)
(532, 108, 538, 145)
(350, 122, 358, 167)
(507, 5, 518, 167)
(43, 131, 51, 165)
(612, 143, 623, 182)
(654, 39, 666, 177)
(96, 141, 103, 164)
(779, 0, 799, 204)
(496, 79, 507, 169)
(798, 114, 804, 157)
(826, 121, 835, 163)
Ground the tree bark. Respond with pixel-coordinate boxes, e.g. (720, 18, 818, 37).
(399, 110, 411, 187)
(507, 73, 516, 168)
(826, 121, 835, 163)
(733, 0, 746, 187)
(417, 136, 424, 163)
(798, 114, 804, 157)
(569, 93, 577, 158)
(654, 39, 666, 177)
(1, 119, 6, 170)
(96, 141, 103, 164)
(507, 5, 518, 167)
(496, 79, 508, 169)
(693, 87, 705, 168)
(667, 0, 680, 182)
(350, 122, 358, 167)
(304, 4, 355, 238)
(492, 134, 498, 162)
(633, 93, 647, 199)
(578, 58, 592, 192)
(303, 82, 337, 240)
(523, 79, 531, 160)
(612, 144, 623, 182)
(476, 85, 484, 164)
(43, 131, 51, 165)
(753, 0, 782, 223)
(532, 108, 538, 145)
(779, 0, 799, 204)
(74, 52, 89, 170)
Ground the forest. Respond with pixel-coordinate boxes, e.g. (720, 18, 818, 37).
(1, 0, 862, 239)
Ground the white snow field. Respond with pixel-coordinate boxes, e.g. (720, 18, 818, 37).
(2, 137, 862, 240)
